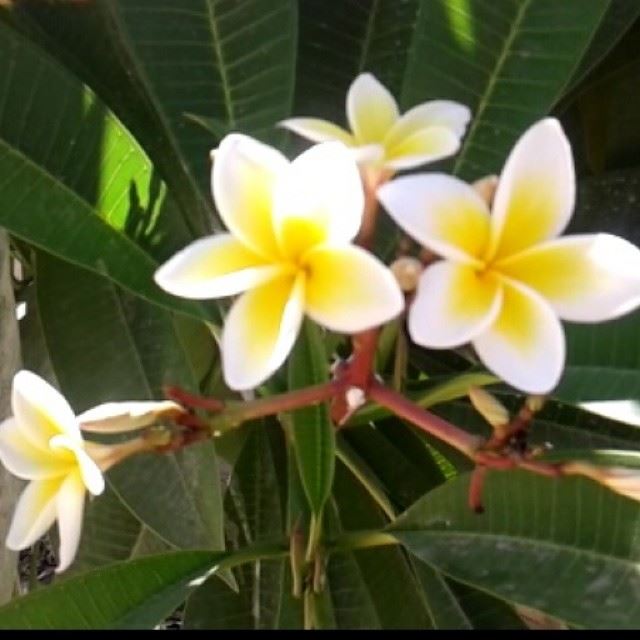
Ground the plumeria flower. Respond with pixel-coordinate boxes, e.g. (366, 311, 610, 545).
(0, 371, 105, 573)
(0, 371, 182, 572)
(378, 118, 640, 394)
(280, 73, 470, 174)
(155, 135, 404, 391)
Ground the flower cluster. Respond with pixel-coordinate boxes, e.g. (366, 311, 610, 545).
(2, 72, 640, 574)
(157, 73, 640, 395)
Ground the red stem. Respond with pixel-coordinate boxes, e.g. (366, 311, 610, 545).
(468, 466, 487, 514)
(368, 381, 481, 458)
(217, 380, 343, 427)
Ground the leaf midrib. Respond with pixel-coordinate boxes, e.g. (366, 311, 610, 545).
(394, 529, 640, 568)
(453, 0, 532, 174)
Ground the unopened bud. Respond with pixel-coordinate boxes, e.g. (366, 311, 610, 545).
(564, 461, 640, 503)
(78, 400, 184, 433)
(390, 256, 423, 292)
(468, 387, 509, 429)
(472, 175, 499, 206)
(525, 395, 546, 413)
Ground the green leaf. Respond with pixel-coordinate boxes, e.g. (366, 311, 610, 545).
(402, 0, 609, 180)
(71, 486, 144, 573)
(0, 2, 210, 237)
(294, 0, 419, 121)
(287, 321, 335, 516)
(36, 253, 224, 551)
(0, 20, 207, 320)
(391, 471, 640, 628)
(332, 462, 434, 629)
(184, 560, 284, 629)
(0, 551, 225, 629)
(412, 560, 473, 629)
(341, 422, 444, 511)
(0, 545, 286, 630)
(185, 424, 285, 629)
(103, 0, 297, 202)
(563, 0, 640, 95)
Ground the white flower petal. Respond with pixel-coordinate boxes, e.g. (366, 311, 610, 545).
(222, 274, 305, 391)
(352, 144, 385, 166)
(0, 418, 71, 480)
(55, 472, 86, 573)
(384, 126, 461, 170)
(473, 281, 565, 394)
(49, 435, 105, 496)
(385, 100, 471, 146)
(498, 234, 640, 322)
(488, 118, 575, 260)
(303, 245, 404, 333)
(408, 261, 503, 348)
(5, 478, 61, 550)
(12, 370, 80, 449)
(78, 400, 183, 433)
(212, 134, 288, 259)
(378, 173, 491, 265)
(279, 118, 354, 145)
(273, 142, 364, 257)
(154, 234, 282, 300)
(347, 73, 399, 144)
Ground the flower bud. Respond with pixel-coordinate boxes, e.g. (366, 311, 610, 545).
(525, 395, 546, 413)
(472, 175, 499, 206)
(78, 400, 184, 433)
(468, 386, 509, 429)
(564, 461, 640, 503)
(390, 256, 423, 292)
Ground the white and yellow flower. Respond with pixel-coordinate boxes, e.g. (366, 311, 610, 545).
(0, 371, 105, 573)
(378, 118, 640, 394)
(280, 73, 470, 173)
(0, 372, 182, 572)
(154, 135, 404, 391)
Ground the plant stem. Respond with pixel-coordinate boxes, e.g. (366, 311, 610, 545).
(368, 381, 481, 459)
(208, 380, 342, 432)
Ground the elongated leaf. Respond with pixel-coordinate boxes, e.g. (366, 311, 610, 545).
(391, 471, 640, 628)
(0, 551, 236, 629)
(563, 0, 640, 95)
(71, 487, 144, 573)
(402, 0, 608, 179)
(287, 321, 335, 516)
(185, 424, 285, 629)
(103, 0, 297, 202)
(36, 253, 224, 551)
(1, 1, 211, 237)
(412, 560, 472, 629)
(295, 0, 419, 121)
(0, 20, 208, 320)
(333, 463, 434, 629)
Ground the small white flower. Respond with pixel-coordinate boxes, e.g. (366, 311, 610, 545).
(155, 135, 404, 391)
(280, 73, 470, 172)
(379, 118, 640, 393)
